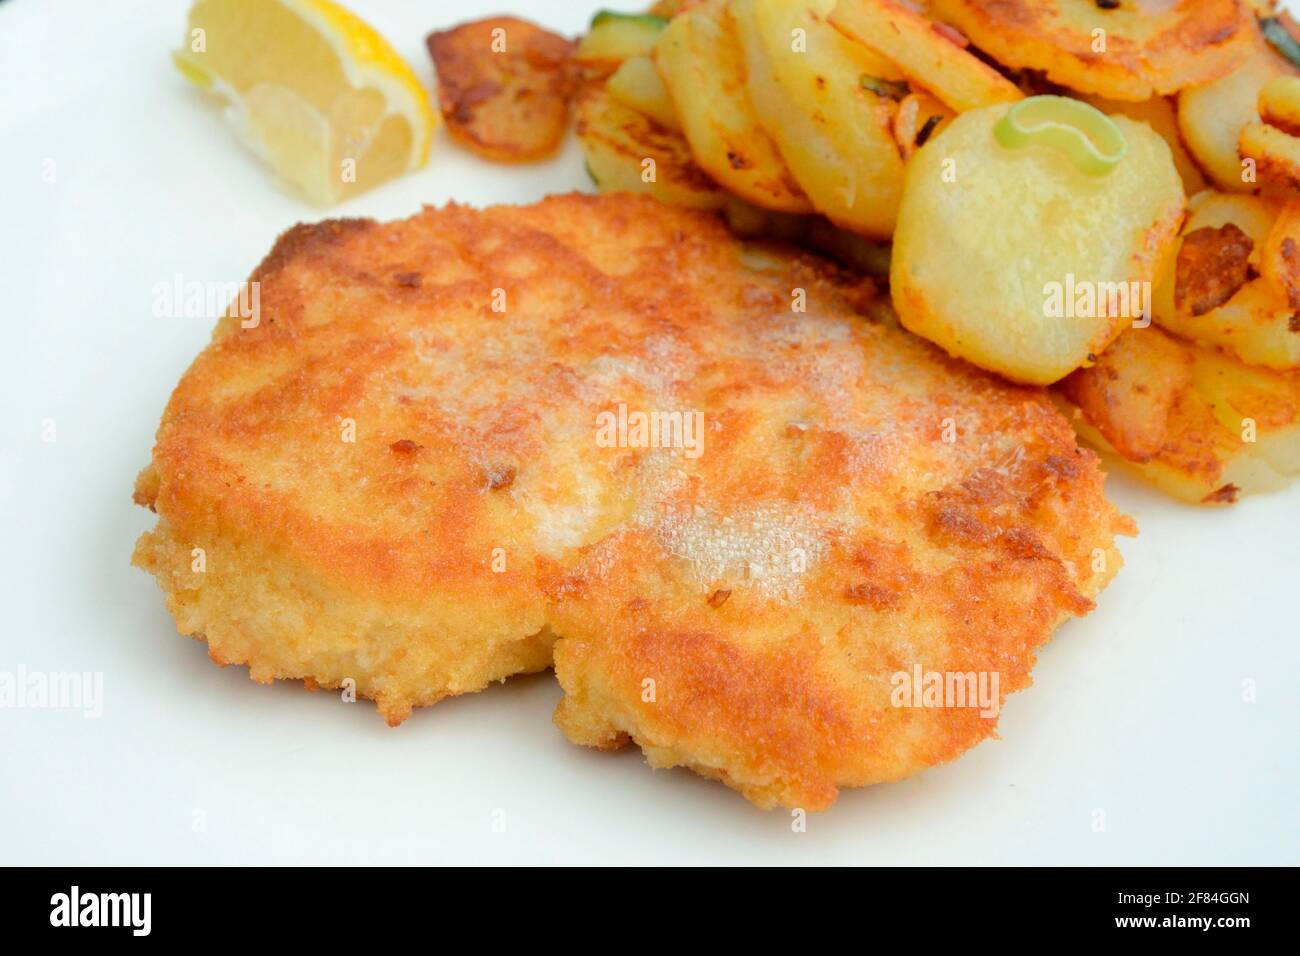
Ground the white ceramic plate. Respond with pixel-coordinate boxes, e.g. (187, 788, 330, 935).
(1, 0, 1296, 864)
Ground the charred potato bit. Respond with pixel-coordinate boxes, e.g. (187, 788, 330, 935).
(1175, 224, 1255, 316)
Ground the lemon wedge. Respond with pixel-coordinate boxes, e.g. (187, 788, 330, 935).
(174, 0, 437, 205)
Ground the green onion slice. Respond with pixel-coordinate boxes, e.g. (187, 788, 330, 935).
(1261, 17, 1300, 69)
(590, 10, 670, 30)
(861, 75, 910, 100)
(993, 95, 1128, 177)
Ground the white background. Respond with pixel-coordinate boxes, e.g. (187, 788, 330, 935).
(1, 0, 1296, 865)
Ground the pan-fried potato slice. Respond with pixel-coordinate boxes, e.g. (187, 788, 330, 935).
(1261, 199, 1300, 311)
(576, 84, 726, 209)
(1240, 119, 1300, 191)
(731, 0, 903, 237)
(656, 0, 812, 212)
(891, 99, 1184, 385)
(428, 17, 576, 163)
(607, 55, 680, 131)
(1259, 74, 1300, 132)
(930, 0, 1253, 101)
(1178, 29, 1296, 191)
(1152, 190, 1300, 369)
(574, 10, 669, 75)
(1161, 275, 1300, 368)
(1239, 64, 1300, 190)
(1081, 94, 1205, 196)
(1059, 325, 1300, 504)
(829, 0, 1022, 112)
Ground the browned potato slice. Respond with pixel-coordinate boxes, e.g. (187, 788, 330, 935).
(732, 0, 904, 236)
(428, 17, 576, 163)
(829, 0, 1022, 112)
(1059, 325, 1300, 504)
(575, 83, 726, 210)
(1261, 199, 1300, 311)
(657, 0, 813, 212)
(1259, 75, 1300, 133)
(1237, 72, 1300, 191)
(573, 10, 668, 78)
(1240, 120, 1300, 191)
(930, 0, 1254, 101)
(1152, 190, 1300, 369)
(1062, 323, 1196, 464)
(1178, 26, 1297, 192)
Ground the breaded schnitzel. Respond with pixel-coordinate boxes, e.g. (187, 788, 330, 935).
(134, 193, 1129, 806)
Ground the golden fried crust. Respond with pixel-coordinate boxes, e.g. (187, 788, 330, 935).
(544, 314, 1128, 808)
(135, 194, 1128, 805)
(930, 0, 1254, 100)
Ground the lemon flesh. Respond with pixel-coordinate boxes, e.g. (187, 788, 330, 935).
(174, 0, 436, 205)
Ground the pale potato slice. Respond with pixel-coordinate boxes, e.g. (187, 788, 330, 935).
(829, 0, 1022, 112)
(731, 0, 904, 237)
(931, 0, 1253, 101)
(1174, 188, 1280, 244)
(1259, 74, 1300, 132)
(891, 100, 1184, 385)
(1059, 325, 1300, 504)
(656, 0, 812, 212)
(1178, 30, 1296, 192)
(607, 55, 680, 131)
(574, 10, 669, 76)
(575, 83, 726, 210)
(1152, 190, 1300, 369)
(1080, 93, 1205, 196)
